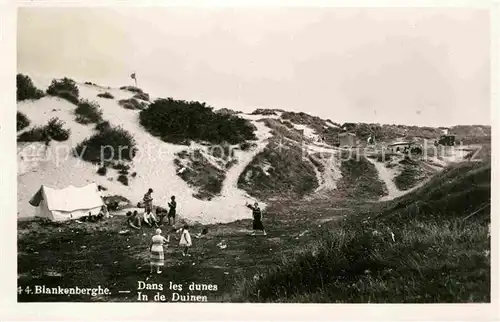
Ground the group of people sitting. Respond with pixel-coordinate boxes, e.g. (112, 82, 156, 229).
(126, 188, 177, 230)
(82, 205, 110, 223)
(125, 188, 267, 237)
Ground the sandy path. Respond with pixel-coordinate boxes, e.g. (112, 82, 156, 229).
(365, 156, 404, 201)
(220, 120, 272, 197)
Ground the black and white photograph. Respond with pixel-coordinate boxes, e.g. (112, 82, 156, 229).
(11, 4, 495, 308)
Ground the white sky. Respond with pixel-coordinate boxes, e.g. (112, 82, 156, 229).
(17, 7, 491, 127)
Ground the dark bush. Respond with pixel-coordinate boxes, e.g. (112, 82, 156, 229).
(17, 126, 46, 142)
(84, 81, 97, 86)
(17, 112, 30, 131)
(95, 121, 111, 132)
(97, 92, 114, 99)
(117, 175, 129, 186)
(45, 117, 71, 141)
(139, 98, 257, 144)
(74, 126, 137, 164)
(120, 86, 143, 93)
(131, 172, 137, 178)
(240, 142, 252, 151)
(46, 78, 79, 105)
(18, 117, 70, 142)
(251, 108, 280, 115)
(17, 74, 45, 101)
(75, 99, 103, 124)
(119, 98, 147, 110)
(132, 92, 150, 101)
(97, 166, 107, 176)
(112, 163, 130, 171)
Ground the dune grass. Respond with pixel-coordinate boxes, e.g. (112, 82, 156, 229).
(174, 150, 225, 200)
(233, 161, 490, 303)
(336, 152, 387, 199)
(17, 160, 490, 303)
(238, 137, 318, 199)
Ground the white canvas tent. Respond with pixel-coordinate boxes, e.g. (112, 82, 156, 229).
(29, 183, 105, 221)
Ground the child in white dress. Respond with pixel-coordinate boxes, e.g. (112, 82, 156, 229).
(179, 224, 192, 257)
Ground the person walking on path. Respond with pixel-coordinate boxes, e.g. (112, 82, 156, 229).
(179, 224, 192, 257)
(149, 228, 170, 274)
(167, 196, 177, 226)
(143, 188, 154, 214)
(246, 202, 267, 236)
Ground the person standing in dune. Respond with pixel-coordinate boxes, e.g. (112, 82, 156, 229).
(143, 188, 154, 214)
(167, 195, 177, 226)
(246, 201, 267, 236)
(179, 224, 192, 257)
(149, 228, 170, 274)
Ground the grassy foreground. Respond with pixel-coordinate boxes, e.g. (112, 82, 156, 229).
(17, 161, 490, 303)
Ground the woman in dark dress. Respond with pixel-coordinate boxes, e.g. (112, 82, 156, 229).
(246, 202, 267, 236)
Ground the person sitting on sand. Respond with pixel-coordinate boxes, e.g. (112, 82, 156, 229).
(150, 228, 170, 274)
(246, 202, 267, 236)
(127, 210, 141, 229)
(96, 208, 105, 221)
(179, 224, 192, 257)
(167, 195, 177, 225)
(85, 211, 99, 222)
(143, 188, 154, 214)
(143, 211, 159, 228)
(194, 227, 209, 239)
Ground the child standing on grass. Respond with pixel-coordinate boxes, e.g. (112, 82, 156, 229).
(150, 228, 170, 274)
(179, 224, 192, 257)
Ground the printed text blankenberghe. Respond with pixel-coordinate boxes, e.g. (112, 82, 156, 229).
(19, 285, 111, 297)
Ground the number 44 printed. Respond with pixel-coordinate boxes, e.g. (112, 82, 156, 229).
(18, 286, 32, 294)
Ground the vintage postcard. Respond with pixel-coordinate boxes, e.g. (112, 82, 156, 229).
(2, 1, 498, 320)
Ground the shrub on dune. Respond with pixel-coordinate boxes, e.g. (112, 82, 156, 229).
(132, 92, 150, 101)
(17, 111, 31, 131)
(120, 86, 144, 94)
(74, 126, 137, 164)
(17, 74, 45, 101)
(139, 98, 257, 144)
(46, 77, 79, 105)
(97, 166, 107, 176)
(95, 120, 111, 132)
(118, 98, 147, 110)
(17, 126, 46, 142)
(45, 117, 71, 141)
(74, 99, 103, 124)
(97, 92, 114, 99)
(117, 174, 129, 186)
(17, 117, 70, 142)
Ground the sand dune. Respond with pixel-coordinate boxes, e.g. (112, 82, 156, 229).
(17, 78, 272, 224)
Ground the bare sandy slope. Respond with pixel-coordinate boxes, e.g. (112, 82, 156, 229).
(365, 146, 469, 201)
(17, 78, 272, 224)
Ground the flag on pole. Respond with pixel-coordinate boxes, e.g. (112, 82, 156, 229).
(130, 73, 137, 86)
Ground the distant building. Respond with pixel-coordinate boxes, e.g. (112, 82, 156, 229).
(387, 141, 413, 153)
(438, 127, 449, 135)
(338, 132, 356, 147)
